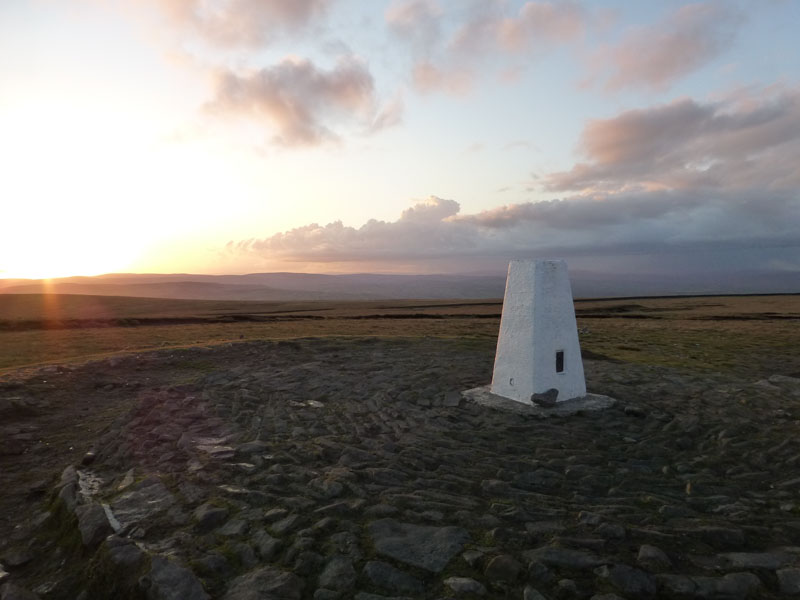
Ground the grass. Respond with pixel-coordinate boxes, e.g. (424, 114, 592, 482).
(0, 293, 797, 377)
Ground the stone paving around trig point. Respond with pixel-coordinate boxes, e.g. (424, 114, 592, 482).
(1, 337, 800, 599)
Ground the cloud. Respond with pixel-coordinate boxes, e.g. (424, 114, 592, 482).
(385, 0, 442, 54)
(496, 1, 586, 51)
(387, 0, 589, 95)
(411, 61, 472, 95)
(157, 0, 330, 47)
(231, 196, 477, 260)
(545, 86, 800, 193)
(207, 57, 387, 146)
(228, 188, 800, 270)
(370, 92, 405, 132)
(588, 2, 742, 90)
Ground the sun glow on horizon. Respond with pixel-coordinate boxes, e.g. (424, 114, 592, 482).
(0, 237, 139, 280)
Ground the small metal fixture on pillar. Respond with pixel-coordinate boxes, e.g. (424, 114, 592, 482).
(490, 259, 586, 405)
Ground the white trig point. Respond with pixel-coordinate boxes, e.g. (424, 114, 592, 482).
(490, 259, 586, 404)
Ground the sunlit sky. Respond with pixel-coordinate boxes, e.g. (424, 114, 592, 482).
(1, 0, 799, 279)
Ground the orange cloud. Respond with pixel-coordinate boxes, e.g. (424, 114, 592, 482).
(588, 2, 742, 91)
(545, 86, 800, 193)
(387, 0, 589, 96)
(207, 57, 383, 146)
(497, 1, 586, 51)
(157, 0, 330, 47)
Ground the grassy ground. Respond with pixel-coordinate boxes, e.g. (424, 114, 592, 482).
(0, 293, 797, 376)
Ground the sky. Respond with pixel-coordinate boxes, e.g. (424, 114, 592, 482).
(1, 0, 799, 280)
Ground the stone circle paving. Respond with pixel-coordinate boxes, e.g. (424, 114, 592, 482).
(1, 337, 800, 599)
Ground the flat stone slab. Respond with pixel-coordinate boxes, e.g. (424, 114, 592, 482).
(110, 478, 177, 530)
(368, 519, 469, 573)
(462, 386, 615, 416)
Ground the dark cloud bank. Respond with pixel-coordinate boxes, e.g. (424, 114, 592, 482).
(229, 87, 800, 289)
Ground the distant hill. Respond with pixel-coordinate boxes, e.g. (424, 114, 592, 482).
(0, 273, 506, 301)
(0, 269, 797, 300)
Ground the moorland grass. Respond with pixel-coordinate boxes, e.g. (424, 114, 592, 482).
(0, 293, 797, 377)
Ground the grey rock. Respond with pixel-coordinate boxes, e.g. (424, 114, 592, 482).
(684, 527, 745, 550)
(313, 590, 340, 600)
(293, 551, 324, 576)
(308, 478, 344, 500)
(480, 479, 511, 494)
(624, 405, 646, 418)
(556, 578, 578, 597)
(443, 577, 486, 596)
(363, 561, 424, 595)
(462, 549, 485, 568)
(312, 516, 336, 533)
(315, 500, 365, 517)
(637, 544, 672, 571)
(223, 566, 304, 600)
(595, 564, 656, 598)
(523, 587, 548, 600)
(58, 481, 78, 513)
(590, 595, 625, 600)
(554, 536, 605, 552)
(318, 557, 356, 592)
(74, 503, 113, 548)
(0, 584, 40, 600)
(106, 536, 145, 570)
(252, 529, 281, 560)
(442, 391, 462, 407)
(527, 561, 554, 584)
(526, 521, 566, 536)
(523, 546, 603, 569)
(264, 507, 289, 522)
(328, 531, 363, 561)
(117, 469, 135, 492)
(0, 565, 7, 585)
(484, 554, 522, 583)
(718, 551, 794, 570)
(272, 514, 300, 535)
(112, 479, 177, 529)
(193, 503, 229, 532)
(0, 397, 38, 418)
(778, 568, 800, 596)
(235, 440, 269, 456)
(656, 574, 697, 597)
(514, 469, 562, 490)
(354, 594, 413, 600)
(233, 542, 258, 569)
(364, 504, 399, 518)
(146, 556, 209, 600)
(595, 522, 626, 540)
(578, 511, 603, 526)
(368, 518, 469, 573)
(692, 572, 761, 600)
(218, 519, 249, 537)
(531, 388, 559, 407)
(1, 552, 33, 569)
(338, 447, 375, 468)
(192, 554, 231, 579)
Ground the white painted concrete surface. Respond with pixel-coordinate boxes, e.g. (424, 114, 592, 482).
(490, 259, 586, 404)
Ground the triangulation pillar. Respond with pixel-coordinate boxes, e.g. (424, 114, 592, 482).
(490, 259, 586, 404)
